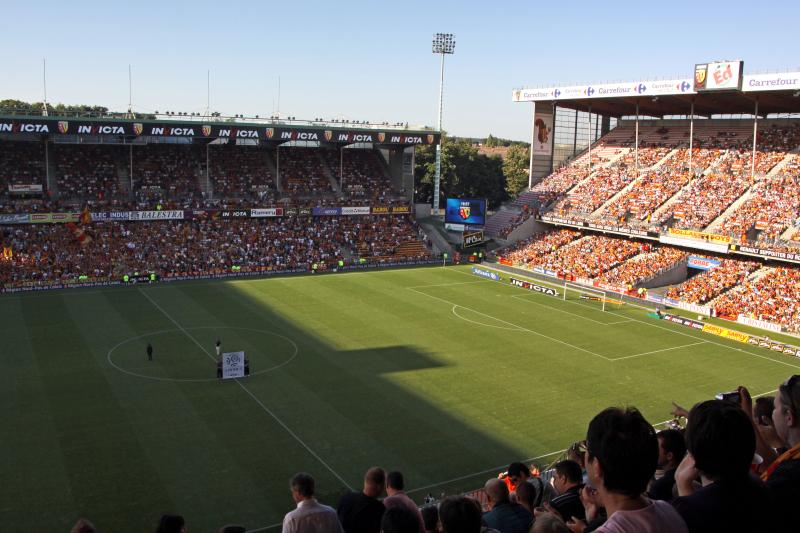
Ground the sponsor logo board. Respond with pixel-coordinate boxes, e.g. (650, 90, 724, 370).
(510, 277, 558, 296)
(471, 267, 500, 281)
(129, 210, 184, 221)
(341, 206, 372, 215)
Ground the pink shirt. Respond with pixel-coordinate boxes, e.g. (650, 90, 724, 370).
(595, 499, 688, 533)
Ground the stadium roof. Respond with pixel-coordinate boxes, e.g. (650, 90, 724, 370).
(0, 115, 440, 146)
(513, 71, 800, 117)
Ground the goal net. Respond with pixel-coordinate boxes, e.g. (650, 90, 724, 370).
(562, 282, 625, 312)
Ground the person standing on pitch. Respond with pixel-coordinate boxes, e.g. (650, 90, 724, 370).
(215, 339, 222, 358)
(147, 342, 153, 361)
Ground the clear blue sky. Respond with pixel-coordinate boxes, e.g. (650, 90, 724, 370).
(1, 0, 798, 141)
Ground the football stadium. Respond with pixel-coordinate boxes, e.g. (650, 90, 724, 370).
(3, 6, 800, 533)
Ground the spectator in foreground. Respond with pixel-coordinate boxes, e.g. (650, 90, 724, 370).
(337, 467, 386, 533)
(282, 472, 343, 533)
(156, 515, 187, 533)
(380, 506, 420, 533)
(548, 460, 585, 522)
(672, 400, 778, 532)
(762, 375, 800, 527)
(438, 496, 483, 533)
(647, 429, 685, 502)
(513, 479, 538, 517)
(383, 471, 424, 533)
(482, 478, 532, 533)
(419, 505, 438, 533)
(584, 407, 687, 532)
(507, 461, 555, 505)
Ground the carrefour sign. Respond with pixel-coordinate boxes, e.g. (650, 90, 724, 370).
(513, 78, 694, 102)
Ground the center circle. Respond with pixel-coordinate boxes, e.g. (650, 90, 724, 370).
(107, 326, 299, 382)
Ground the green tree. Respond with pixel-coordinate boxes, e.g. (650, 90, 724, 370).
(503, 144, 530, 196)
(414, 137, 508, 209)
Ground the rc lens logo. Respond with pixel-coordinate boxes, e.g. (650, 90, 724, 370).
(57, 121, 69, 134)
(266, 128, 275, 139)
(694, 64, 708, 90)
(377, 132, 386, 143)
(459, 203, 471, 220)
(427, 134, 434, 144)
(133, 123, 143, 136)
(202, 125, 212, 137)
(324, 130, 333, 141)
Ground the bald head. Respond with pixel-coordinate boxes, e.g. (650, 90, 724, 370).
(484, 478, 509, 506)
(363, 467, 386, 498)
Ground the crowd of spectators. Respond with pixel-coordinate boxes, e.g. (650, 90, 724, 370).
(595, 246, 687, 288)
(655, 172, 753, 231)
(0, 139, 46, 201)
(718, 164, 800, 242)
(600, 170, 691, 225)
(0, 215, 429, 290)
(0, 141, 406, 212)
(54, 144, 121, 202)
(133, 144, 202, 204)
(280, 147, 334, 195)
(531, 166, 592, 202)
(527, 235, 644, 280)
(552, 167, 636, 216)
(713, 266, 800, 331)
(208, 144, 274, 201)
(501, 229, 582, 266)
(664, 258, 761, 304)
(322, 148, 398, 204)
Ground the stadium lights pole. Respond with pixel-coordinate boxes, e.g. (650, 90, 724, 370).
(432, 33, 455, 216)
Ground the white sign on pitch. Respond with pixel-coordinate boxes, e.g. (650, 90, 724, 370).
(222, 351, 246, 379)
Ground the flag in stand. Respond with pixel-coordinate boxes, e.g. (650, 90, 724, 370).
(79, 207, 92, 225)
(65, 207, 94, 247)
(2, 246, 12, 260)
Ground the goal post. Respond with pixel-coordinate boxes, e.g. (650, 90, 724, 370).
(562, 282, 625, 312)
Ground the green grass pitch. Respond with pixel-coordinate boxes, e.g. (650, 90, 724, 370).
(2, 264, 797, 531)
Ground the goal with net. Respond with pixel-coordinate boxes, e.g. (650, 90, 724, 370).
(562, 281, 625, 312)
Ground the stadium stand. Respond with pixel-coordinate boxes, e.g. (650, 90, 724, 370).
(664, 258, 761, 304)
(713, 266, 800, 331)
(208, 144, 275, 201)
(0, 140, 47, 203)
(54, 144, 122, 202)
(0, 215, 429, 290)
(323, 148, 398, 204)
(133, 144, 202, 203)
(279, 147, 335, 196)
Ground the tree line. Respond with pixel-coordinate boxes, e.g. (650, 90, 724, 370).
(414, 135, 531, 209)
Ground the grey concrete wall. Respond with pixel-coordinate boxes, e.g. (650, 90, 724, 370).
(640, 260, 688, 289)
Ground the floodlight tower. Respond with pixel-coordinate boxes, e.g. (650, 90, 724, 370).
(432, 33, 455, 215)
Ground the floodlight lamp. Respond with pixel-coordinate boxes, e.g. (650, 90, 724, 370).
(432, 33, 456, 54)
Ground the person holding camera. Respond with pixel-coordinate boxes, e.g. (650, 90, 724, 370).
(672, 399, 780, 532)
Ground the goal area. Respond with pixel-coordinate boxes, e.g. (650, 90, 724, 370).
(562, 282, 625, 312)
